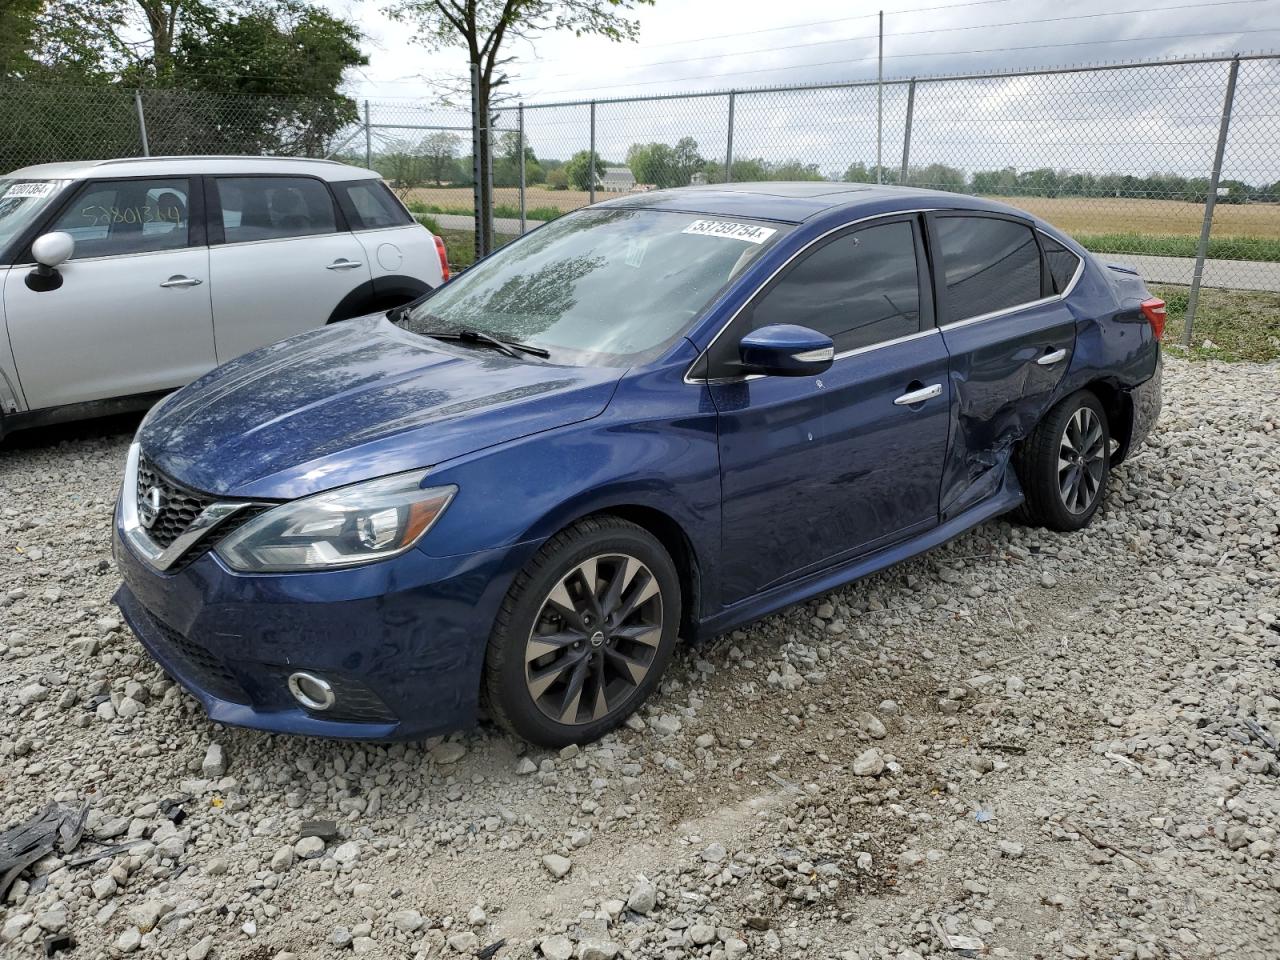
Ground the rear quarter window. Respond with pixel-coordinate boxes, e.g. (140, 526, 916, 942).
(1040, 234, 1082, 293)
(337, 180, 413, 230)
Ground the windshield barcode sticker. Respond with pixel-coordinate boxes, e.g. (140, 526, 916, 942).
(681, 220, 777, 244)
(6, 182, 54, 198)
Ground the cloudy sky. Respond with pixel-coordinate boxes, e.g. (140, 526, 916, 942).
(315, 0, 1280, 182)
(318, 0, 1277, 103)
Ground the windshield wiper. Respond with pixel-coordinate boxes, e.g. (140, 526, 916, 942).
(386, 294, 430, 323)
(419, 328, 551, 359)
(419, 330, 550, 360)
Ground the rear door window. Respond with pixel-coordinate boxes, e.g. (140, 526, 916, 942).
(216, 176, 337, 242)
(47, 178, 193, 259)
(337, 180, 413, 229)
(933, 215, 1043, 324)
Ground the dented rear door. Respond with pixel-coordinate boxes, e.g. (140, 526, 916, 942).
(928, 213, 1076, 520)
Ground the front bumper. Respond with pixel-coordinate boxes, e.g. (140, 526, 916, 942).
(113, 514, 528, 741)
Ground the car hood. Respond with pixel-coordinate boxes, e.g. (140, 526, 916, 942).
(142, 315, 624, 499)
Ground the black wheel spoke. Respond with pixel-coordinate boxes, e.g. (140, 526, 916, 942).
(557, 655, 590, 724)
(527, 649, 586, 701)
(603, 645, 651, 686)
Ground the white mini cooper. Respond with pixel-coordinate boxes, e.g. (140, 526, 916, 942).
(0, 156, 448, 438)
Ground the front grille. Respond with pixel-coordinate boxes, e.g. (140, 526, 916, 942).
(136, 456, 216, 549)
(149, 616, 249, 705)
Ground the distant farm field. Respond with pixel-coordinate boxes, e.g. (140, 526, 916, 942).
(1005, 195, 1280, 240)
(402, 187, 1280, 261)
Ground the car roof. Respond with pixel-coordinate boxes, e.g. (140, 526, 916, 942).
(4, 156, 379, 183)
(596, 181, 1028, 224)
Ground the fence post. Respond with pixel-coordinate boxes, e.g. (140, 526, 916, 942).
(876, 9, 884, 184)
(725, 90, 736, 184)
(899, 78, 915, 185)
(134, 91, 150, 157)
(518, 103, 526, 235)
(588, 100, 597, 205)
(1184, 56, 1239, 347)
(363, 100, 372, 170)
(470, 62, 484, 262)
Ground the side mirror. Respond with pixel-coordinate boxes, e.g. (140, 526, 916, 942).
(32, 232, 74, 269)
(26, 232, 74, 292)
(739, 324, 834, 377)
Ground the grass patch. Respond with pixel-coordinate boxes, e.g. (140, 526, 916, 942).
(493, 204, 561, 222)
(433, 229, 517, 273)
(406, 199, 558, 223)
(1077, 233, 1280, 263)
(1154, 283, 1280, 362)
(411, 212, 441, 234)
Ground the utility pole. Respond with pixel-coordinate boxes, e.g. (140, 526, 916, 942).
(470, 62, 485, 261)
(876, 10, 884, 185)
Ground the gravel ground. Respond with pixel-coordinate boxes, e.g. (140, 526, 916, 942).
(1, 356, 1278, 960)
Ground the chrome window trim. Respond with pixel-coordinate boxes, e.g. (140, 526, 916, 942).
(685, 208, 938, 385)
(120, 442, 252, 572)
(834, 326, 939, 361)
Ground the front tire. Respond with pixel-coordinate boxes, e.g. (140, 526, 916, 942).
(483, 517, 681, 747)
(1015, 390, 1111, 532)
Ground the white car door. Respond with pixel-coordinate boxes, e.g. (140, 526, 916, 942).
(3, 176, 216, 410)
(206, 175, 372, 362)
(332, 179, 445, 297)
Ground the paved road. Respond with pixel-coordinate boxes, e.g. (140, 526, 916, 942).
(1101, 253, 1280, 292)
(420, 215, 1280, 292)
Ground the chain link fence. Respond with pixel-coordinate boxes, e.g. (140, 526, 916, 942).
(3, 54, 1278, 341)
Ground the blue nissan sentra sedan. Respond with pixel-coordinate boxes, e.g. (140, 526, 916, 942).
(114, 183, 1163, 746)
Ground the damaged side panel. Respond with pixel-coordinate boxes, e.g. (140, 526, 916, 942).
(937, 298, 1077, 520)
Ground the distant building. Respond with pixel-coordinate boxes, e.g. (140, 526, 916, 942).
(689, 171, 707, 186)
(599, 167, 636, 192)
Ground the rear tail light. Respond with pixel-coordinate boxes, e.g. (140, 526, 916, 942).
(433, 235, 450, 283)
(1140, 297, 1166, 340)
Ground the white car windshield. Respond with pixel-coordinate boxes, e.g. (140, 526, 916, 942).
(402, 208, 792, 366)
(0, 179, 68, 252)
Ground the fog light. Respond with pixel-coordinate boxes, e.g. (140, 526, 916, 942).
(288, 672, 335, 711)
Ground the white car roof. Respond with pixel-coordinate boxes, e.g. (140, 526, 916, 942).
(5, 156, 379, 183)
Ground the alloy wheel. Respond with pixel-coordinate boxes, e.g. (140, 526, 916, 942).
(524, 553, 664, 726)
(1058, 406, 1106, 514)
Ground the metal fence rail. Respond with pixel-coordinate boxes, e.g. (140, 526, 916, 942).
(3, 53, 1278, 342)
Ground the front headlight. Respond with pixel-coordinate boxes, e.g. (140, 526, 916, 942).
(215, 470, 456, 573)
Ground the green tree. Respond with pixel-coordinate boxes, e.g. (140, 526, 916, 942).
(152, 2, 366, 156)
(565, 150, 605, 191)
(626, 142, 673, 186)
(703, 157, 769, 183)
(910, 163, 966, 193)
(0, 0, 43, 78)
(844, 162, 899, 185)
(769, 159, 824, 181)
(546, 167, 569, 190)
(494, 129, 543, 186)
(383, 0, 653, 253)
(422, 130, 462, 185)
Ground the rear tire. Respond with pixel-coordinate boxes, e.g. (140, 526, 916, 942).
(1015, 390, 1111, 532)
(483, 517, 681, 747)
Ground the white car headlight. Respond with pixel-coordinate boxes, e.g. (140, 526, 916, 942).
(215, 470, 456, 573)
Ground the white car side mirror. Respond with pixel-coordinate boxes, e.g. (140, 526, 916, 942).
(32, 232, 75, 269)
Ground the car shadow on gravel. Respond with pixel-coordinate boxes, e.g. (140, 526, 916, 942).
(2, 411, 143, 450)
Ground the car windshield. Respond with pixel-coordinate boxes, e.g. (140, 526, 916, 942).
(400, 208, 792, 366)
(0, 179, 68, 252)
